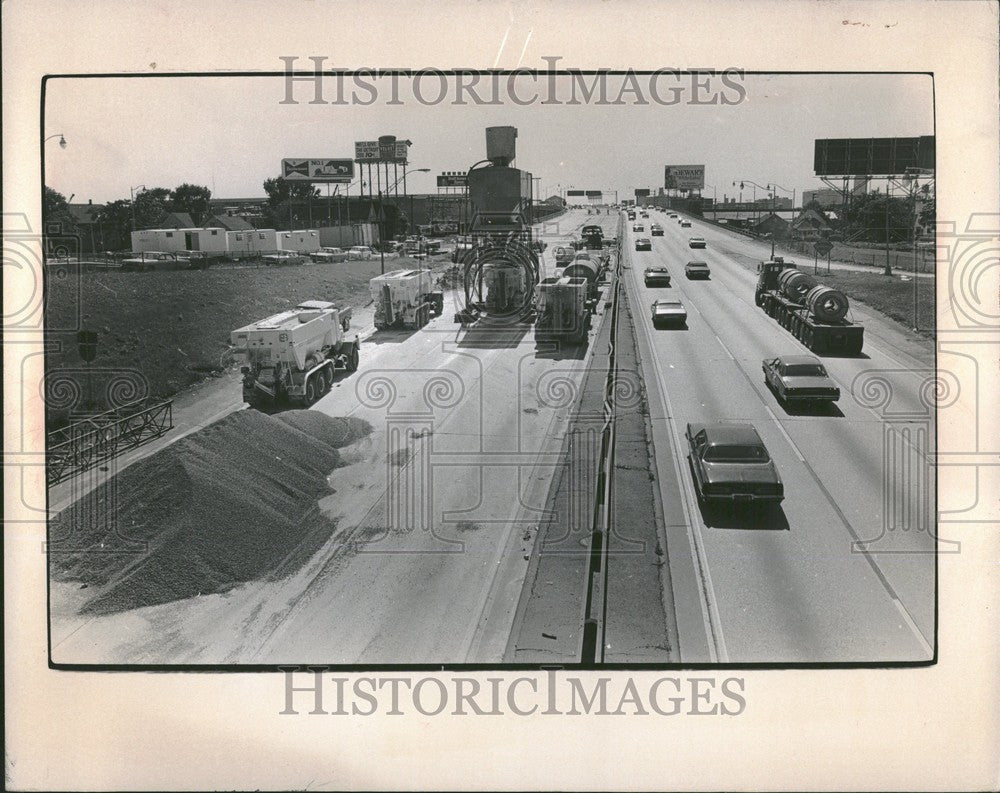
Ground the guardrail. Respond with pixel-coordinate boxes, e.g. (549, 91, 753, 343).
(47, 398, 174, 486)
(580, 214, 625, 664)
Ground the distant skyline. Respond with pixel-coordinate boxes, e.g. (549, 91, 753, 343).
(43, 72, 933, 205)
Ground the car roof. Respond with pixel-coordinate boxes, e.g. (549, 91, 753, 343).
(645, 265, 667, 271)
(775, 354, 821, 366)
(689, 422, 764, 445)
(653, 299, 683, 306)
(686, 260, 709, 266)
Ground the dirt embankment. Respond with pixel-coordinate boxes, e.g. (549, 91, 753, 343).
(44, 259, 416, 407)
(49, 409, 372, 615)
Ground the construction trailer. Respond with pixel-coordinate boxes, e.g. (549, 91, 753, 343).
(130, 228, 189, 254)
(370, 269, 444, 330)
(226, 228, 279, 258)
(231, 300, 358, 407)
(277, 229, 322, 254)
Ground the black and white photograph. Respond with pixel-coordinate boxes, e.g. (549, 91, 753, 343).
(41, 69, 939, 667)
(5, 1, 999, 790)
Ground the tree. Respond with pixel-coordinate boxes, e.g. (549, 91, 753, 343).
(95, 199, 135, 251)
(169, 183, 212, 225)
(133, 187, 171, 230)
(43, 186, 78, 232)
(802, 198, 824, 212)
(844, 190, 911, 243)
(262, 177, 320, 229)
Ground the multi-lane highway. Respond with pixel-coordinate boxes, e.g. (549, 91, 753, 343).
(50, 210, 620, 665)
(623, 210, 935, 662)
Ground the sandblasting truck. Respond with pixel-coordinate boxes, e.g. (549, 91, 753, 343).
(231, 300, 359, 407)
(534, 276, 591, 342)
(755, 258, 864, 355)
(370, 269, 444, 330)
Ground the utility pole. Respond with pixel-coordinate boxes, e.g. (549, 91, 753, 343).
(378, 189, 385, 276)
(883, 188, 892, 277)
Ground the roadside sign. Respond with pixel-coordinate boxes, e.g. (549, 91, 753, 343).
(814, 239, 834, 255)
(437, 172, 467, 187)
(281, 158, 354, 182)
(355, 140, 410, 162)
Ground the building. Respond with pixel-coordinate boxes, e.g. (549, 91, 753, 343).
(791, 208, 835, 241)
(801, 189, 842, 209)
(753, 213, 790, 239)
(226, 229, 280, 258)
(66, 200, 106, 254)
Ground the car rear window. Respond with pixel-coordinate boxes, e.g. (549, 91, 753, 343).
(784, 364, 827, 377)
(704, 444, 771, 463)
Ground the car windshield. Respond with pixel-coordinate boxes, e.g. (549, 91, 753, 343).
(656, 301, 682, 309)
(784, 364, 828, 377)
(704, 444, 771, 463)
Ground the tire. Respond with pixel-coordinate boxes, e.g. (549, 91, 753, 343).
(316, 367, 330, 395)
(346, 344, 359, 373)
(303, 377, 318, 406)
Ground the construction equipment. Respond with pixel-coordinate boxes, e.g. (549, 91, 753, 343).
(580, 224, 605, 250)
(561, 254, 609, 311)
(755, 258, 864, 355)
(370, 269, 444, 330)
(534, 276, 592, 342)
(454, 127, 541, 325)
(231, 300, 359, 407)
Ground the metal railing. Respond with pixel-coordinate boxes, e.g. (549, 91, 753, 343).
(47, 398, 174, 486)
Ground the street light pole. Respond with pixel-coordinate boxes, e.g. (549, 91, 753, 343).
(129, 184, 147, 234)
(45, 133, 68, 149)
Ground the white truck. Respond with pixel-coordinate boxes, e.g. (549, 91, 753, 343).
(231, 300, 359, 407)
(370, 269, 444, 330)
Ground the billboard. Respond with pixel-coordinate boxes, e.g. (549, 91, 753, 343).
(355, 140, 411, 162)
(281, 159, 355, 183)
(664, 165, 705, 190)
(566, 190, 585, 197)
(437, 171, 467, 187)
(585, 190, 602, 197)
(635, 188, 651, 198)
(813, 136, 935, 176)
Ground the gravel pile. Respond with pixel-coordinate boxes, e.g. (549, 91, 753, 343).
(49, 409, 369, 615)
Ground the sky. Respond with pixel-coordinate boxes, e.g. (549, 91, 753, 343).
(43, 72, 933, 205)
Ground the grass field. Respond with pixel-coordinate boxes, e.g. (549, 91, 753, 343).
(44, 257, 428, 409)
(817, 270, 935, 338)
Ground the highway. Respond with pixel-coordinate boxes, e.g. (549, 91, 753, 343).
(623, 210, 935, 662)
(50, 209, 619, 665)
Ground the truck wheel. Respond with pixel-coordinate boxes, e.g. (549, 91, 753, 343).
(303, 377, 318, 406)
(346, 344, 359, 373)
(316, 367, 330, 395)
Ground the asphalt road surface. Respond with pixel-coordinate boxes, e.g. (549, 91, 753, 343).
(624, 210, 936, 662)
(50, 209, 619, 665)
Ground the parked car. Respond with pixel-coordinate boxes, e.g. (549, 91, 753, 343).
(121, 251, 181, 272)
(762, 355, 841, 404)
(650, 224, 664, 236)
(310, 247, 349, 263)
(634, 237, 652, 252)
(348, 245, 376, 260)
(685, 422, 784, 505)
(261, 252, 307, 266)
(688, 236, 706, 248)
(685, 260, 711, 279)
(650, 298, 687, 328)
(644, 266, 671, 286)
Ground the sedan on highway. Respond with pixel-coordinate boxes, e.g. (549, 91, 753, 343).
(650, 298, 687, 328)
(644, 266, 671, 286)
(680, 220, 692, 228)
(632, 223, 645, 232)
(634, 237, 652, 251)
(762, 355, 841, 405)
(688, 236, 706, 248)
(685, 260, 711, 279)
(651, 224, 664, 236)
(685, 422, 784, 506)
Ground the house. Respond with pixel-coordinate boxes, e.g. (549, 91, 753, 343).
(66, 200, 106, 253)
(203, 214, 254, 232)
(159, 212, 196, 230)
(753, 212, 790, 239)
(543, 195, 566, 207)
(791, 208, 834, 241)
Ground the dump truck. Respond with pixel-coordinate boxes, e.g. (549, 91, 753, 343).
(231, 300, 359, 407)
(534, 276, 591, 342)
(755, 258, 864, 355)
(370, 269, 444, 330)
